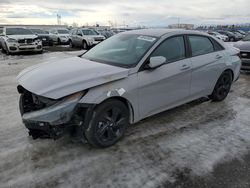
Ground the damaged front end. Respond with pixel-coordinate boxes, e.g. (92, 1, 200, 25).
(18, 85, 88, 139)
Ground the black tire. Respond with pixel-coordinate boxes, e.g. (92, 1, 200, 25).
(229, 37, 234, 42)
(82, 40, 88, 50)
(69, 40, 74, 48)
(209, 71, 232, 102)
(37, 50, 43, 54)
(5, 47, 10, 55)
(85, 99, 129, 148)
(19, 94, 24, 115)
(57, 38, 61, 45)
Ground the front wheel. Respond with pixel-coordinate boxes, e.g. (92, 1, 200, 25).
(85, 99, 129, 148)
(229, 37, 234, 42)
(57, 38, 61, 45)
(69, 40, 74, 48)
(82, 40, 88, 50)
(209, 71, 232, 101)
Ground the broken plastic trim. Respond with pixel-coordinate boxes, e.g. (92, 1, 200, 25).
(22, 91, 86, 125)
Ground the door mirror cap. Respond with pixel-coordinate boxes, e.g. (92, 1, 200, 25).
(146, 56, 166, 69)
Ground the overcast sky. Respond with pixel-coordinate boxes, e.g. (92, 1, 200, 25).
(0, 0, 249, 27)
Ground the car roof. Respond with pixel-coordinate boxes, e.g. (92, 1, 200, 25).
(122, 28, 208, 37)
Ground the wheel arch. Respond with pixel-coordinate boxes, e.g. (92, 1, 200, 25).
(224, 68, 234, 81)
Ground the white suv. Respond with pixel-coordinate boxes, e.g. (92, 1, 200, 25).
(49, 28, 70, 45)
(0, 27, 43, 54)
(69, 28, 106, 49)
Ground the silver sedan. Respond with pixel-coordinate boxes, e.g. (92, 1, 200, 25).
(17, 29, 241, 147)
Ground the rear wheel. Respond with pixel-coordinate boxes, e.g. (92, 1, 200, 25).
(209, 71, 232, 101)
(85, 99, 129, 148)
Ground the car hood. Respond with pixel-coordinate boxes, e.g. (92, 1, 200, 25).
(88, 35, 105, 38)
(58, 34, 69, 37)
(234, 41, 250, 51)
(7, 35, 38, 39)
(17, 57, 129, 99)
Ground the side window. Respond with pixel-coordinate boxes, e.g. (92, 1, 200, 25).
(209, 37, 224, 51)
(77, 30, 82, 36)
(189, 35, 214, 56)
(0, 27, 3, 35)
(72, 29, 76, 35)
(151, 36, 186, 63)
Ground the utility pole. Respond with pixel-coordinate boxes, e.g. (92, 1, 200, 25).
(57, 14, 61, 25)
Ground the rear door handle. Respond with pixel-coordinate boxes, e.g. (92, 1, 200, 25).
(215, 55, 223, 59)
(180, 64, 190, 70)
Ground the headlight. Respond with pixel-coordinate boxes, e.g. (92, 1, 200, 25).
(63, 91, 86, 102)
(7, 38, 18, 43)
(34, 38, 41, 43)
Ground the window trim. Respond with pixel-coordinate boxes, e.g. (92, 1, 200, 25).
(139, 34, 188, 72)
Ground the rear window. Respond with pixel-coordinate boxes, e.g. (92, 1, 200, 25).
(189, 35, 214, 56)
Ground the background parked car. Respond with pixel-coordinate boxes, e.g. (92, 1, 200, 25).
(207, 31, 228, 41)
(30, 28, 53, 46)
(234, 33, 250, 70)
(0, 27, 3, 49)
(0, 27, 43, 55)
(229, 29, 246, 38)
(231, 31, 244, 40)
(49, 28, 70, 45)
(69, 28, 106, 49)
(217, 30, 241, 42)
(96, 30, 115, 38)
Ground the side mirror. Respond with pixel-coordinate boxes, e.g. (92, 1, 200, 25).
(77, 33, 82, 36)
(146, 56, 166, 69)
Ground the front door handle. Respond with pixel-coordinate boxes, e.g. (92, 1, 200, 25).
(180, 64, 190, 70)
(215, 55, 223, 59)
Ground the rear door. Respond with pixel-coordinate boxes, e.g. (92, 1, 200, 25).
(76, 29, 83, 46)
(188, 35, 226, 98)
(138, 35, 192, 118)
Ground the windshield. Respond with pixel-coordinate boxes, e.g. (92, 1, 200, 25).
(82, 29, 99, 35)
(82, 34, 158, 68)
(58, 29, 69, 34)
(6, 28, 33, 35)
(30, 29, 49, 34)
(242, 34, 250, 41)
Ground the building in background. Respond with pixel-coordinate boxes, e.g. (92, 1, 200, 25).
(0, 25, 68, 31)
(168, 24, 194, 29)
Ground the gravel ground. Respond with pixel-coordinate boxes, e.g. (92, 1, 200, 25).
(0, 50, 250, 188)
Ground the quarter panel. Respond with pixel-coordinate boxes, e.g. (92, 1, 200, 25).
(190, 52, 226, 97)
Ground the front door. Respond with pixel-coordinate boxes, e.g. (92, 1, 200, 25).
(138, 36, 192, 118)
